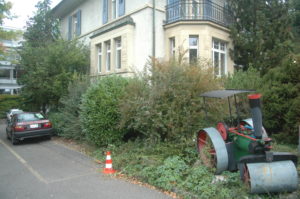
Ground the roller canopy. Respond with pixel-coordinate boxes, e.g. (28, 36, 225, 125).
(200, 89, 255, 99)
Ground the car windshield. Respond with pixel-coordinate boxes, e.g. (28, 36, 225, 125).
(17, 113, 45, 122)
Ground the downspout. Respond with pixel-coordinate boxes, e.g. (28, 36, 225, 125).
(152, 0, 156, 59)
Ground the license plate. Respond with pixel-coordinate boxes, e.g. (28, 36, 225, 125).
(30, 124, 39, 128)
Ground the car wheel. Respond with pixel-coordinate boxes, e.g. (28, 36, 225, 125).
(11, 133, 18, 145)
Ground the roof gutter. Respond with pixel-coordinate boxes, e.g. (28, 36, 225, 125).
(152, 0, 156, 59)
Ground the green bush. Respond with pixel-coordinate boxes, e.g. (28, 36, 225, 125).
(119, 60, 224, 143)
(0, 95, 24, 118)
(80, 76, 129, 146)
(224, 66, 263, 90)
(49, 75, 90, 140)
(261, 54, 300, 143)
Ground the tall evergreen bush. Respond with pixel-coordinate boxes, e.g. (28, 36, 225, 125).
(49, 75, 90, 140)
(262, 54, 300, 143)
(80, 76, 129, 146)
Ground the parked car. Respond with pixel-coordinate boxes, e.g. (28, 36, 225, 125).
(6, 109, 23, 123)
(6, 112, 54, 145)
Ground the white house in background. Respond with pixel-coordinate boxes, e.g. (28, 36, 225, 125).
(52, 0, 234, 78)
(0, 27, 23, 94)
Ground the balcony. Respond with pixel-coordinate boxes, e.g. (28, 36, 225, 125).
(165, 0, 232, 27)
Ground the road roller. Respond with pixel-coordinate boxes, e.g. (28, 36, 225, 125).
(197, 89, 298, 194)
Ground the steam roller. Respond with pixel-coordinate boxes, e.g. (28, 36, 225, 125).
(197, 90, 298, 194)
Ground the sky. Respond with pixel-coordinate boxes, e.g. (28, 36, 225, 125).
(3, 0, 62, 30)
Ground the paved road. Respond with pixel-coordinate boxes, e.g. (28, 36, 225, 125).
(0, 122, 171, 199)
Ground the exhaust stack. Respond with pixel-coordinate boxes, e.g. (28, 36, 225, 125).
(248, 94, 262, 139)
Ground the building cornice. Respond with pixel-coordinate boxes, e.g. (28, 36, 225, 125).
(164, 20, 230, 33)
(90, 16, 135, 39)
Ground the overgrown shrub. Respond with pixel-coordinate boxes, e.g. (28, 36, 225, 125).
(0, 95, 24, 118)
(119, 60, 224, 143)
(80, 76, 129, 146)
(224, 66, 263, 90)
(224, 67, 264, 120)
(49, 75, 90, 140)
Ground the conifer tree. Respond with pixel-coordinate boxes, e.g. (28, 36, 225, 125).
(228, 0, 293, 74)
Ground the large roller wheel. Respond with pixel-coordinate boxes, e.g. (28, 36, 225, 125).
(241, 161, 298, 193)
(197, 127, 228, 174)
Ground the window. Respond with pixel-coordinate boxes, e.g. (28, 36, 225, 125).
(13, 69, 17, 79)
(118, 0, 125, 17)
(189, 35, 198, 63)
(17, 113, 45, 122)
(115, 38, 122, 69)
(68, 10, 81, 40)
(191, 0, 200, 19)
(103, 0, 108, 24)
(105, 41, 111, 71)
(204, 0, 212, 20)
(169, 37, 176, 59)
(97, 44, 102, 73)
(112, 0, 116, 19)
(112, 0, 125, 20)
(212, 39, 227, 76)
(167, 0, 180, 22)
(72, 14, 78, 37)
(0, 69, 10, 79)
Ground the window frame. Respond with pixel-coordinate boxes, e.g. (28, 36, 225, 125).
(68, 10, 81, 40)
(189, 35, 199, 64)
(105, 40, 111, 72)
(115, 37, 122, 69)
(169, 37, 176, 59)
(97, 44, 102, 73)
(72, 13, 78, 38)
(212, 39, 227, 77)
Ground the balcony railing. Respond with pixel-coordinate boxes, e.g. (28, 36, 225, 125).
(165, 0, 233, 27)
(0, 78, 17, 84)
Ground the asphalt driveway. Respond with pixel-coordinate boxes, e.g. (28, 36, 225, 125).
(0, 121, 171, 199)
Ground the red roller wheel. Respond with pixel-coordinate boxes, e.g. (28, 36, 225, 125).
(242, 164, 251, 188)
(216, 122, 228, 141)
(197, 130, 217, 168)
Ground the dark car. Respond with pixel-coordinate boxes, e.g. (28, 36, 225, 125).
(6, 112, 54, 145)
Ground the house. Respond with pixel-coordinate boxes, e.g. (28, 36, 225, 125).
(52, 0, 234, 78)
(0, 27, 23, 94)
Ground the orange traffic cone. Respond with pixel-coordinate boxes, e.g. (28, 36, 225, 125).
(103, 151, 116, 174)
